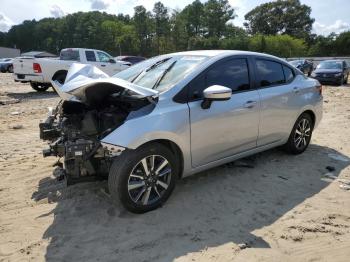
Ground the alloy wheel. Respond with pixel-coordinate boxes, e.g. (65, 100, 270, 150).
(127, 155, 172, 205)
(294, 118, 311, 150)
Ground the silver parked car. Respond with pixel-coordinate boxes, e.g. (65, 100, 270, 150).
(40, 50, 323, 213)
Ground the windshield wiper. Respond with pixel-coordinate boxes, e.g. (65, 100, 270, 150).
(130, 58, 171, 83)
(152, 60, 177, 89)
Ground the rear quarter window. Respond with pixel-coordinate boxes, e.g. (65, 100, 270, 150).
(256, 59, 285, 87)
(60, 50, 80, 61)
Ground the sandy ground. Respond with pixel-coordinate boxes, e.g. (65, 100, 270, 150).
(0, 72, 350, 262)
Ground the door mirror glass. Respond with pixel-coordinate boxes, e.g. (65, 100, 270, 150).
(201, 85, 232, 109)
(109, 58, 116, 64)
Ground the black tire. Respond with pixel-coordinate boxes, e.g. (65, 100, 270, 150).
(108, 143, 178, 213)
(30, 82, 50, 92)
(343, 74, 348, 85)
(284, 113, 314, 154)
(338, 76, 344, 86)
(7, 65, 13, 73)
(52, 71, 67, 85)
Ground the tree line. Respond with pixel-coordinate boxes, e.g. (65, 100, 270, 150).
(0, 0, 349, 58)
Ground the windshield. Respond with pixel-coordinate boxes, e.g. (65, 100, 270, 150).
(317, 61, 342, 70)
(114, 55, 208, 92)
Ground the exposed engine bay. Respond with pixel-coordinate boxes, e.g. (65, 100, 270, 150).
(40, 83, 156, 184)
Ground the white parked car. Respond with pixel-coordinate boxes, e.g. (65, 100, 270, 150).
(13, 48, 130, 91)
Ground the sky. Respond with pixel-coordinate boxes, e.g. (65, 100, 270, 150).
(0, 0, 349, 36)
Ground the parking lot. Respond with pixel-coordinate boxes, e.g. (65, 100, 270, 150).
(1, 73, 350, 261)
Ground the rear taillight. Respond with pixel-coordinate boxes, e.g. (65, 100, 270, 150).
(33, 63, 42, 73)
(316, 84, 322, 95)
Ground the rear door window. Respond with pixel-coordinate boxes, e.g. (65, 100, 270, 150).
(85, 51, 96, 62)
(60, 50, 80, 61)
(256, 59, 285, 87)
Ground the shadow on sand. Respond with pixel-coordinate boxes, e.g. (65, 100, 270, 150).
(32, 144, 350, 262)
(6, 89, 57, 101)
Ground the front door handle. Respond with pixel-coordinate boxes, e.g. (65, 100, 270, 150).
(244, 100, 257, 108)
(293, 87, 300, 93)
(101, 64, 106, 67)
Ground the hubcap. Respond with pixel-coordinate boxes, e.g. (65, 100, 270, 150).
(294, 118, 311, 149)
(128, 155, 171, 205)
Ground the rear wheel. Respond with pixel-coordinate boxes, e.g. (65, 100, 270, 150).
(7, 65, 13, 73)
(108, 143, 178, 213)
(30, 82, 50, 92)
(52, 71, 67, 85)
(284, 113, 313, 154)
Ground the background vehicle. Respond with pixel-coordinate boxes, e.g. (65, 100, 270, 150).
(40, 50, 323, 213)
(0, 58, 13, 73)
(311, 60, 349, 85)
(289, 59, 314, 76)
(13, 48, 130, 91)
(115, 56, 146, 65)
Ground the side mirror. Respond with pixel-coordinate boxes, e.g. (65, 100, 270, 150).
(109, 58, 116, 64)
(201, 85, 232, 109)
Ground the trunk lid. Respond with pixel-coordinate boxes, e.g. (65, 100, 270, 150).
(51, 63, 159, 103)
(13, 57, 36, 74)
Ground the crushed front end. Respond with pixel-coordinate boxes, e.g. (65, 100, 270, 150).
(40, 100, 127, 184)
(39, 64, 157, 185)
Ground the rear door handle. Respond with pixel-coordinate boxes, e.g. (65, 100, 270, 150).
(244, 100, 257, 108)
(101, 64, 106, 67)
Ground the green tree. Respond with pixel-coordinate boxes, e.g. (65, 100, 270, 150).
(244, 0, 314, 39)
(202, 0, 236, 37)
(169, 11, 189, 51)
(182, 0, 204, 37)
(153, 2, 170, 54)
(249, 34, 307, 57)
(335, 31, 350, 56)
(133, 5, 153, 56)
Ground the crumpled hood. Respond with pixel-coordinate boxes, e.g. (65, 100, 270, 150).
(51, 63, 158, 103)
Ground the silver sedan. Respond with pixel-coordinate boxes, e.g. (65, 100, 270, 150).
(41, 50, 323, 213)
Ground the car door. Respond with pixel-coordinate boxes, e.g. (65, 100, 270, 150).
(188, 56, 260, 167)
(254, 58, 300, 146)
(96, 51, 120, 76)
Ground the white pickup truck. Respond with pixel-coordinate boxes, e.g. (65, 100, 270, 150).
(13, 48, 130, 91)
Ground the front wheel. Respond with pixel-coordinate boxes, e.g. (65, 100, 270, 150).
(108, 143, 178, 213)
(30, 82, 50, 92)
(284, 113, 313, 154)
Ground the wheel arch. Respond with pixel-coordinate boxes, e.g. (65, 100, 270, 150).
(301, 109, 316, 128)
(52, 70, 68, 81)
(136, 139, 184, 179)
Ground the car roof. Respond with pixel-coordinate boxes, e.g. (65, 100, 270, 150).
(165, 50, 284, 60)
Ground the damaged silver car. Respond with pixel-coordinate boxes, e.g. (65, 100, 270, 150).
(40, 50, 323, 213)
